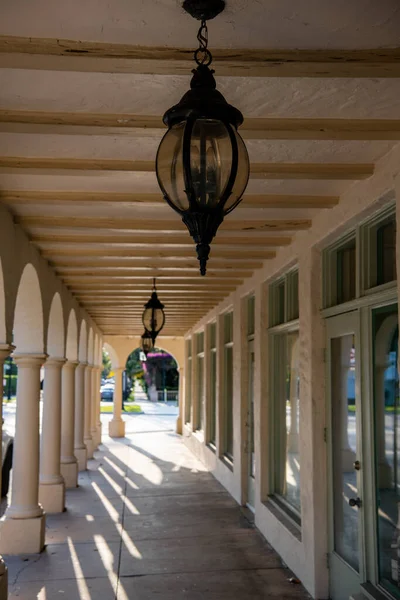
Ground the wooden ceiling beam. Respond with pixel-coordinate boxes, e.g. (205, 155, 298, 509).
(1, 36, 399, 77)
(18, 215, 311, 232)
(1, 190, 339, 209)
(0, 157, 374, 180)
(41, 247, 276, 260)
(63, 275, 243, 284)
(48, 258, 264, 269)
(31, 233, 293, 246)
(1, 111, 400, 141)
(56, 266, 254, 276)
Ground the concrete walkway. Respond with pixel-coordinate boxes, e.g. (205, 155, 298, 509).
(4, 405, 310, 599)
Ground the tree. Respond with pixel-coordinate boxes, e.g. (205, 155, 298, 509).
(102, 349, 112, 379)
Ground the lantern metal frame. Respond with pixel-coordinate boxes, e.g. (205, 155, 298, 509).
(140, 330, 154, 356)
(141, 279, 165, 345)
(155, 1, 249, 276)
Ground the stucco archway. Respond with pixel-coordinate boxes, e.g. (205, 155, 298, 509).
(66, 310, 78, 362)
(13, 264, 44, 354)
(47, 293, 65, 358)
(78, 320, 88, 363)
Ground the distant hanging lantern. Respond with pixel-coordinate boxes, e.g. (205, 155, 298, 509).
(155, 0, 249, 276)
(140, 330, 153, 356)
(142, 279, 165, 345)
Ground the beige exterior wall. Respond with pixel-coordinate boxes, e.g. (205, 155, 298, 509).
(182, 143, 400, 599)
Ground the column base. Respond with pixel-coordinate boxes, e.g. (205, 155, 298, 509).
(0, 557, 7, 600)
(90, 429, 98, 452)
(97, 421, 103, 446)
(109, 419, 125, 438)
(0, 513, 45, 554)
(74, 446, 87, 471)
(61, 460, 78, 488)
(84, 437, 94, 459)
(176, 416, 182, 435)
(39, 481, 65, 514)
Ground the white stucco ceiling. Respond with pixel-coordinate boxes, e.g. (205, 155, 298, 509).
(0, 0, 399, 335)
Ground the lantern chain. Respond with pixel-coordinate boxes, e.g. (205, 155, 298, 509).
(194, 19, 212, 67)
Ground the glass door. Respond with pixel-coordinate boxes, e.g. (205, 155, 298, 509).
(327, 311, 363, 599)
(247, 340, 255, 510)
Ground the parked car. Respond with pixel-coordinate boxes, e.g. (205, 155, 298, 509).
(100, 382, 114, 401)
(2, 421, 13, 497)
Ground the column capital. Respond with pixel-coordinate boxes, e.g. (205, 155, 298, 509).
(77, 361, 88, 369)
(0, 343, 15, 361)
(45, 357, 67, 368)
(64, 359, 79, 369)
(12, 353, 47, 367)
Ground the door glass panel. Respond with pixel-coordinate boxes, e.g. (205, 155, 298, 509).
(274, 331, 301, 514)
(249, 349, 255, 478)
(196, 355, 204, 431)
(331, 334, 359, 572)
(373, 305, 400, 597)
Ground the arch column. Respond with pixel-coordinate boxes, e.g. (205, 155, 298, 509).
(0, 354, 46, 554)
(176, 366, 184, 434)
(109, 367, 125, 437)
(84, 364, 94, 458)
(61, 360, 78, 487)
(0, 344, 13, 598)
(90, 366, 98, 452)
(39, 357, 66, 513)
(74, 361, 87, 471)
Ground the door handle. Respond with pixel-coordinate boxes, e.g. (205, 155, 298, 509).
(349, 497, 362, 508)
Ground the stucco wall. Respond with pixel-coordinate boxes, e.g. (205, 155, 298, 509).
(181, 143, 400, 599)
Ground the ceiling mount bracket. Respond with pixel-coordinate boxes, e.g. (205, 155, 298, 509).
(182, 0, 225, 21)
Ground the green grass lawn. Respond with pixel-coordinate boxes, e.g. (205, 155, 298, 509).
(101, 403, 142, 414)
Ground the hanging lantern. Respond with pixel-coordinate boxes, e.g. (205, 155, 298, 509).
(140, 330, 153, 356)
(156, 0, 249, 276)
(142, 278, 165, 345)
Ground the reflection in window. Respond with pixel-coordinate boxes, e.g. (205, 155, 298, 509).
(185, 340, 192, 423)
(274, 331, 301, 515)
(209, 323, 217, 446)
(331, 334, 359, 572)
(224, 312, 234, 460)
(373, 305, 400, 597)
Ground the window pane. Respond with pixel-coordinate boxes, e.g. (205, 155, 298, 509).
(373, 305, 400, 597)
(210, 350, 217, 445)
(377, 218, 396, 286)
(224, 312, 233, 344)
(247, 295, 255, 336)
(210, 323, 216, 349)
(196, 355, 204, 431)
(275, 332, 301, 514)
(224, 345, 233, 459)
(197, 332, 204, 354)
(276, 281, 285, 325)
(288, 271, 299, 321)
(337, 241, 356, 304)
(185, 356, 192, 423)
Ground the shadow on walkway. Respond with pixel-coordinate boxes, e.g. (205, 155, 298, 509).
(4, 412, 311, 599)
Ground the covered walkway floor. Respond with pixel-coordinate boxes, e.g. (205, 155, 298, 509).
(4, 405, 310, 600)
